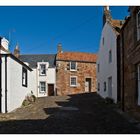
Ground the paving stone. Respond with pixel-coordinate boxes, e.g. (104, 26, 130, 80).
(0, 93, 139, 134)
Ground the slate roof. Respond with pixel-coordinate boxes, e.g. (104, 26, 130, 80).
(19, 54, 56, 68)
(56, 52, 97, 63)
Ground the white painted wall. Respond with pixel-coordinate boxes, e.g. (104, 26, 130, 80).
(1, 55, 33, 113)
(97, 22, 118, 103)
(28, 68, 37, 97)
(37, 62, 56, 97)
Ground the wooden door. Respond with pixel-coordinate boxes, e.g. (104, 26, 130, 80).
(48, 84, 54, 96)
(85, 78, 91, 92)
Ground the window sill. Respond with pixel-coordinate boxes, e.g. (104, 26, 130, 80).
(70, 85, 77, 87)
(70, 69, 77, 72)
(39, 91, 46, 93)
(39, 74, 46, 76)
(22, 84, 27, 88)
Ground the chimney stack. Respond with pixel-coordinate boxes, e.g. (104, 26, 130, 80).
(14, 43, 20, 58)
(57, 43, 63, 53)
(1, 37, 9, 51)
(103, 6, 112, 27)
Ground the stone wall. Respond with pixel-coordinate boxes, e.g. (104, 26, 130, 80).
(56, 60, 97, 95)
(119, 7, 140, 111)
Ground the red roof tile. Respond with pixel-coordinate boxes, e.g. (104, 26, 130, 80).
(56, 52, 97, 63)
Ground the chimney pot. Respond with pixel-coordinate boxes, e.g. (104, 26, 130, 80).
(14, 43, 20, 58)
(57, 43, 63, 53)
(1, 37, 9, 51)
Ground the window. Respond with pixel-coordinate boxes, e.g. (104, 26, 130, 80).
(109, 50, 112, 63)
(138, 64, 140, 80)
(40, 64, 46, 75)
(70, 76, 77, 87)
(98, 83, 100, 91)
(97, 63, 100, 72)
(104, 82, 106, 91)
(102, 37, 104, 45)
(40, 82, 46, 93)
(22, 67, 27, 87)
(70, 61, 77, 71)
(137, 10, 140, 41)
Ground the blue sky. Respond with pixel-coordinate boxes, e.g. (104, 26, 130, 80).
(0, 6, 128, 54)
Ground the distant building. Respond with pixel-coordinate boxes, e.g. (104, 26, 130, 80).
(56, 43, 97, 95)
(0, 37, 33, 113)
(118, 6, 140, 111)
(20, 54, 56, 97)
(97, 6, 124, 103)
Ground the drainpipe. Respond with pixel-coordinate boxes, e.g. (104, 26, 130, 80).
(121, 31, 125, 112)
(0, 56, 2, 113)
(5, 55, 7, 113)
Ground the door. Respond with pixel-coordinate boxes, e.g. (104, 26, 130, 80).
(138, 64, 140, 105)
(108, 77, 112, 98)
(48, 84, 54, 96)
(85, 78, 91, 92)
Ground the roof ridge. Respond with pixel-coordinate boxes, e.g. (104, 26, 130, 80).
(20, 54, 56, 56)
(61, 52, 97, 55)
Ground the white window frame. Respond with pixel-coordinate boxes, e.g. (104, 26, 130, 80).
(137, 10, 140, 41)
(22, 67, 27, 87)
(70, 61, 77, 71)
(70, 76, 77, 87)
(39, 81, 46, 93)
(40, 64, 46, 75)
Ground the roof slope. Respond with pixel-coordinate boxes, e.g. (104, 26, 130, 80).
(110, 19, 125, 35)
(19, 54, 56, 68)
(56, 52, 97, 63)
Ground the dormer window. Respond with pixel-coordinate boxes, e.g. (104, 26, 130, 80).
(70, 61, 77, 71)
(40, 64, 46, 75)
(137, 10, 140, 41)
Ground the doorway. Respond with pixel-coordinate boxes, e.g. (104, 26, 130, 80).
(48, 84, 54, 96)
(85, 78, 91, 92)
(138, 64, 140, 105)
(108, 77, 112, 98)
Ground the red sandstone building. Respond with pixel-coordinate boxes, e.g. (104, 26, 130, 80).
(118, 6, 140, 112)
(56, 44, 97, 95)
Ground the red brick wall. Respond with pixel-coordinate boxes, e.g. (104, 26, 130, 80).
(56, 60, 97, 95)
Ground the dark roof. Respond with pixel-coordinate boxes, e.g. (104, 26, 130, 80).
(19, 54, 56, 68)
(1, 53, 32, 71)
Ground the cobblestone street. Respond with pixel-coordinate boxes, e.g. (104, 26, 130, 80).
(0, 93, 139, 134)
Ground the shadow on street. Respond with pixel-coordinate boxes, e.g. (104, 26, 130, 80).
(0, 93, 139, 134)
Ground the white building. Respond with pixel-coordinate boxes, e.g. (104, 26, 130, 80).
(0, 37, 33, 113)
(97, 7, 124, 103)
(0, 36, 56, 113)
(20, 54, 56, 97)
